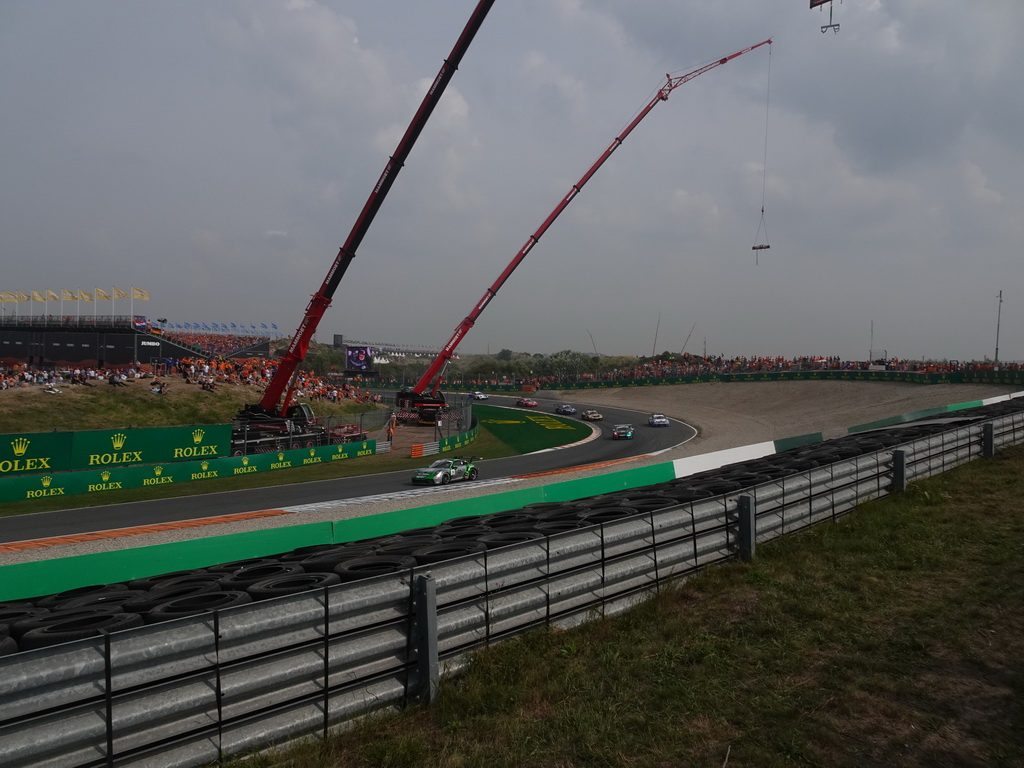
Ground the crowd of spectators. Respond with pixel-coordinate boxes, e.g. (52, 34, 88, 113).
(3, 354, 1023, 399)
(159, 331, 269, 357)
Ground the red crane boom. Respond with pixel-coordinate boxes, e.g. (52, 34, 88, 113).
(245, 0, 495, 420)
(407, 39, 772, 405)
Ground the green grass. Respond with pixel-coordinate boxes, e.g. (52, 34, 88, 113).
(225, 444, 1024, 768)
(472, 404, 592, 453)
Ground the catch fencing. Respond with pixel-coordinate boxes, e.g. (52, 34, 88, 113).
(1, 411, 1022, 767)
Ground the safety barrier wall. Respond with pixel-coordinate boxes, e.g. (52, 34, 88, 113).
(2, 412, 1023, 767)
(0, 462, 674, 602)
(0, 438, 376, 505)
(0, 425, 232, 479)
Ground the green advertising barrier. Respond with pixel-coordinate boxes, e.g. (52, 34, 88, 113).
(0, 438, 377, 503)
(0, 430, 74, 478)
(71, 424, 232, 469)
(437, 424, 480, 454)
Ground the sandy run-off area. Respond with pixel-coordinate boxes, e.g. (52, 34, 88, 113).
(2, 381, 1020, 564)
(563, 380, 1023, 459)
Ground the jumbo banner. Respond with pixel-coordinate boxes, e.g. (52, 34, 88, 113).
(0, 439, 377, 503)
(70, 425, 232, 469)
(0, 431, 74, 478)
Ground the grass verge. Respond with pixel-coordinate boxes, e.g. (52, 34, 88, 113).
(228, 444, 1024, 768)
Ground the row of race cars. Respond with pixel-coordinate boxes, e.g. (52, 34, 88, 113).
(411, 394, 673, 486)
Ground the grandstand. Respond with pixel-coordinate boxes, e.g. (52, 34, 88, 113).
(0, 315, 271, 369)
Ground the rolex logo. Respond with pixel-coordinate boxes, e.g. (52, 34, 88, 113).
(201, 460, 209, 471)
(277, 452, 284, 461)
(111, 433, 127, 450)
(192, 428, 205, 445)
(309, 448, 316, 457)
(242, 456, 250, 466)
(41, 476, 52, 488)
(154, 466, 163, 476)
(11, 437, 30, 457)
(101, 471, 111, 481)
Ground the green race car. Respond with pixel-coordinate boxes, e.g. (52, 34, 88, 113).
(411, 456, 481, 485)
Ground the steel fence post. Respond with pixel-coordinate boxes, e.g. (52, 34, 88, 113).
(414, 574, 439, 703)
(982, 422, 995, 458)
(892, 449, 907, 493)
(738, 495, 756, 562)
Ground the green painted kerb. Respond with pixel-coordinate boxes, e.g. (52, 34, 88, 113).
(0, 522, 334, 602)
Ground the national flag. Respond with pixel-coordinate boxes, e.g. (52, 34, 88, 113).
(202, 323, 210, 330)
(260, 323, 268, 329)
(230, 323, 237, 330)
(184, 322, 191, 330)
(95, 288, 111, 300)
(271, 323, 277, 329)
(132, 286, 150, 300)
(113, 287, 130, 299)
(46, 290, 60, 301)
(31, 291, 46, 302)
(62, 289, 77, 300)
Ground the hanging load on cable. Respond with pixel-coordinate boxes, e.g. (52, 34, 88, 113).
(231, 1, 495, 451)
(399, 39, 773, 422)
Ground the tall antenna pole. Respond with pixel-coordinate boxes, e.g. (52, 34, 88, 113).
(995, 290, 1003, 368)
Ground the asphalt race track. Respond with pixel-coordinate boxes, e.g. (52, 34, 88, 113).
(0, 396, 695, 544)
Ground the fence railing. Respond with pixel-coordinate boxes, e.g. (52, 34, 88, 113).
(1, 412, 1022, 767)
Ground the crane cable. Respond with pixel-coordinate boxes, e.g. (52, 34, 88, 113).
(752, 42, 772, 264)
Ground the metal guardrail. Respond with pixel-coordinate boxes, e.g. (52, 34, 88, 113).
(1, 412, 1022, 767)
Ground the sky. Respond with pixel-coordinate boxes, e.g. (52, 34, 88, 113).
(2, 0, 1022, 362)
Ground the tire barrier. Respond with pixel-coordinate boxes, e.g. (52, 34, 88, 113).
(6, 398, 1024, 657)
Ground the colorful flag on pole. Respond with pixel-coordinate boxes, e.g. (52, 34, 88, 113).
(46, 290, 60, 301)
(0, 292, 16, 302)
(95, 288, 111, 300)
(15, 292, 30, 302)
(113, 287, 130, 299)
(62, 289, 77, 300)
(78, 290, 93, 302)
(131, 286, 150, 300)
(31, 291, 46, 302)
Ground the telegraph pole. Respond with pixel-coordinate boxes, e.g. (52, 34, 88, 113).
(994, 290, 1003, 369)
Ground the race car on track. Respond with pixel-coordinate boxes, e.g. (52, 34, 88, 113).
(469, 391, 489, 400)
(516, 397, 538, 407)
(554, 403, 577, 415)
(648, 413, 670, 427)
(411, 456, 481, 485)
(611, 424, 635, 440)
(580, 409, 604, 421)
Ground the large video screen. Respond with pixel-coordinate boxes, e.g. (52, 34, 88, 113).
(345, 345, 372, 371)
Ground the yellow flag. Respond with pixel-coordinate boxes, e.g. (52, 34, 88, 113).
(131, 286, 150, 300)
(62, 289, 77, 300)
(113, 287, 130, 299)
(0, 292, 16, 302)
(78, 290, 93, 302)
(46, 290, 60, 301)
(95, 288, 111, 300)
(31, 291, 46, 302)
(15, 292, 30, 302)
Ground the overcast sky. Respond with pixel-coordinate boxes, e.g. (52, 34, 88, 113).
(2, 1, 1022, 362)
